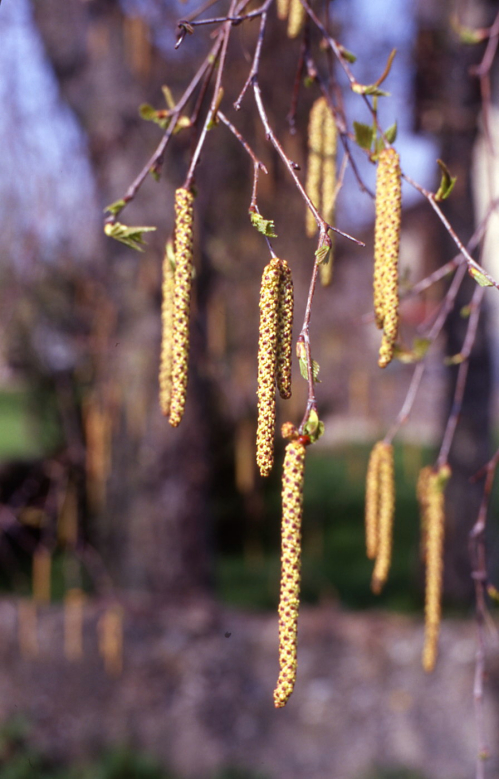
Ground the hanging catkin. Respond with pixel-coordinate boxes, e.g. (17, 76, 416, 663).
(320, 105, 337, 287)
(287, 0, 305, 38)
(276, 259, 294, 400)
(159, 243, 175, 417)
(416, 465, 432, 563)
(274, 439, 306, 708)
(364, 441, 384, 560)
(371, 442, 395, 594)
(169, 187, 194, 428)
(305, 98, 326, 238)
(276, 0, 290, 20)
(373, 148, 401, 367)
(422, 465, 450, 672)
(256, 259, 281, 477)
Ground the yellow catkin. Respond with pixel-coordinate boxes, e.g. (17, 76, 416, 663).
(159, 244, 175, 416)
(364, 441, 384, 560)
(256, 259, 281, 477)
(371, 443, 395, 594)
(274, 440, 306, 708)
(98, 605, 124, 677)
(276, 0, 290, 20)
(320, 105, 337, 287)
(423, 465, 450, 672)
(373, 148, 401, 366)
(276, 259, 294, 400)
(416, 465, 432, 563)
(169, 187, 195, 428)
(287, 0, 305, 38)
(18, 600, 39, 659)
(378, 331, 395, 369)
(305, 98, 326, 238)
(32, 546, 51, 604)
(64, 588, 85, 661)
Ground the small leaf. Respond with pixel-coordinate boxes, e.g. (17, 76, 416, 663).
(393, 337, 430, 364)
(460, 304, 471, 318)
(104, 221, 156, 252)
(413, 337, 431, 360)
(249, 211, 277, 238)
(353, 121, 374, 150)
(299, 355, 308, 381)
(352, 82, 390, 97)
(468, 266, 494, 288)
(303, 75, 315, 89)
(444, 353, 465, 366)
(173, 116, 192, 134)
(487, 584, 499, 603)
(435, 159, 457, 201)
(311, 359, 320, 382)
(139, 103, 169, 129)
(304, 408, 319, 436)
(451, 16, 487, 45)
(162, 85, 175, 110)
(315, 245, 329, 264)
(338, 45, 357, 63)
(384, 122, 397, 144)
(104, 199, 126, 216)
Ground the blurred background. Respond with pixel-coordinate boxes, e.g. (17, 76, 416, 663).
(0, 0, 498, 777)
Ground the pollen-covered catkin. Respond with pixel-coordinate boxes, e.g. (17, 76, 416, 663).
(276, 0, 290, 20)
(256, 259, 281, 477)
(305, 98, 326, 238)
(371, 442, 395, 594)
(169, 187, 194, 428)
(287, 0, 305, 38)
(276, 259, 294, 400)
(423, 465, 450, 672)
(417, 465, 432, 563)
(365, 441, 384, 560)
(274, 439, 306, 708)
(320, 105, 337, 287)
(373, 148, 401, 366)
(159, 246, 175, 416)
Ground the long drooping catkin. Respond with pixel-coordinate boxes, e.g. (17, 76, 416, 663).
(365, 441, 384, 560)
(256, 259, 281, 477)
(373, 148, 401, 367)
(169, 187, 194, 428)
(320, 105, 337, 287)
(417, 465, 432, 563)
(305, 98, 326, 238)
(371, 442, 395, 594)
(276, 259, 294, 400)
(276, 0, 290, 20)
(287, 0, 305, 38)
(422, 465, 450, 672)
(159, 245, 175, 416)
(274, 439, 306, 708)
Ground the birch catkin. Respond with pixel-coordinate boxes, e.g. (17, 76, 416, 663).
(169, 187, 194, 428)
(276, 0, 290, 20)
(373, 148, 401, 367)
(159, 245, 175, 417)
(371, 442, 395, 594)
(274, 439, 306, 708)
(305, 98, 326, 238)
(287, 0, 305, 38)
(256, 259, 281, 477)
(320, 105, 337, 287)
(422, 465, 450, 672)
(276, 259, 294, 400)
(365, 441, 384, 560)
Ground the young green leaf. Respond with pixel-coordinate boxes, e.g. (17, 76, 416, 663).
(384, 122, 397, 144)
(468, 266, 494, 288)
(139, 104, 169, 129)
(338, 45, 357, 63)
(104, 199, 127, 216)
(249, 211, 277, 238)
(353, 121, 374, 151)
(104, 221, 156, 252)
(162, 85, 175, 110)
(315, 244, 330, 264)
(435, 159, 457, 201)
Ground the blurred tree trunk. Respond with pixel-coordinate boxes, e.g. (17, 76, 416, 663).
(33, 0, 215, 596)
(415, 2, 494, 602)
